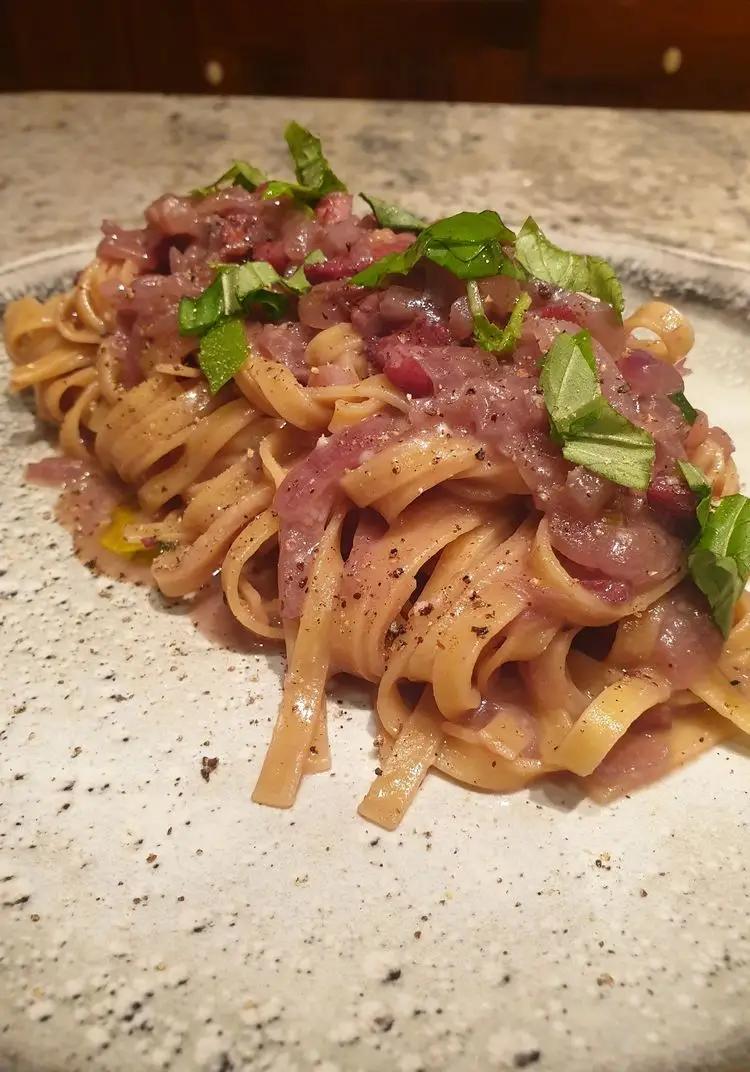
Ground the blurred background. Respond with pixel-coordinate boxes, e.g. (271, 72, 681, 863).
(2, 0, 749, 110)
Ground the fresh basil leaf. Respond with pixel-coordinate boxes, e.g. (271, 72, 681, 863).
(688, 548, 742, 638)
(560, 404, 655, 490)
(180, 260, 304, 337)
(669, 390, 698, 425)
(192, 161, 268, 198)
(195, 125, 346, 208)
(467, 282, 531, 355)
(237, 268, 304, 307)
(284, 264, 311, 294)
(285, 121, 346, 197)
(351, 210, 521, 287)
(515, 217, 624, 318)
(423, 211, 521, 279)
(430, 210, 516, 247)
(678, 459, 710, 497)
(686, 493, 750, 636)
(360, 193, 427, 233)
(350, 243, 423, 287)
(678, 459, 711, 526)
(540, 329, 654, 489)
(262, 123, 347, 206)
(260, 181, 330, 212)
(729, 503, 750, 580)
(284, 250, 326, 293)
(229, 261, 289, 319)
(231, 260, 284, 298)
(198, 317, 249, 393)
(178, 277, 224, 335)
(229, 257, 323, 300)
(262, 179, 301, 202)
(244, 290, 288, 320)
(539, 330, 599, 431)
(696, 492, 712, 530)
(701, 495, 750, 577)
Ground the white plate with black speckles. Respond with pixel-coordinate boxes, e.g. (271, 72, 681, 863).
(2, 238, 750, 1072)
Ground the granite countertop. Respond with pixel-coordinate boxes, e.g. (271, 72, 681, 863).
(2, 92, 750, 266)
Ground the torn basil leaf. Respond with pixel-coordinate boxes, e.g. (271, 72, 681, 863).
(678, 459, 711, 526)
(539, 330, 600, 432)
(177, 276, 225, 335)
(179, 258, 320, 339)
(229, 261, 290, 311)
(515, 217, 624, 318)
(688, 549, 743, 640)
(262, 179, 303, 202)
(284, 265, 310, 294)
(467, 282, 531, 355)
(678, 459, 710, 497)
(424, 212, 520, 279)
(688, 494, 750, 637)
(286, 121, 346, 196)
(540, 329, 655, 489)
(670, 390, 698, 425)
(360, 193, 427, 233)
(197, 317, 249, 394)
(185, 249, 325, 395)
(352, 210, 522, 287)
(350, 245, 420, 287)
(285, 249, 326, 293)
(192, 161, 268, 198)
(678, 462, 750, 635)
(263, 122, 347, 205)
(560, 406, 656, 490)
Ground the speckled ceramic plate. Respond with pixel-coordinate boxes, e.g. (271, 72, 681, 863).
(2, 239, 750, 1072)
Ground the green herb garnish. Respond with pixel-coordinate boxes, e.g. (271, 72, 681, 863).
(178, 257, 319, 341)
(178, 256, 324, 393)
(670, 390, 698, 425)
(177, 275, 225, 335)
(285, 249, 326, 293)
(286, 121, 345, 196)
(179, 263, 285, 337)
(515, 217, 624, 317)
(351, 210, 523, 287)
(191, 124, 345, 207)
(467, 283, 531, 355)
(677, 459, 750, 636)
(224, 261, 291, 314)
(678, 459, 711, 525)
(540, 330, 654, 489)
(192, 161, 268, 198)
(351, 211, 625, 314)
(360, 193, 427, 233)
(688, 493, 750, 637)
(197, 317, 249, 394)
(263, 122, 347, 204)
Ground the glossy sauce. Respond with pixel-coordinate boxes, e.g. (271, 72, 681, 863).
(55, 470, 156, 587)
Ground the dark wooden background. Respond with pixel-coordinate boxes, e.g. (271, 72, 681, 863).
(2, 0, 750, 110)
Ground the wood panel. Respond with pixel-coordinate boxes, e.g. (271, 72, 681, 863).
(0, 1, 134, 92)
(190, 0, 533, 102)
(1, 0, 749, 110)
(533, 0, 750, 109)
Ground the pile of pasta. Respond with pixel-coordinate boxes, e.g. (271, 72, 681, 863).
(6, 260, 750, 829)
